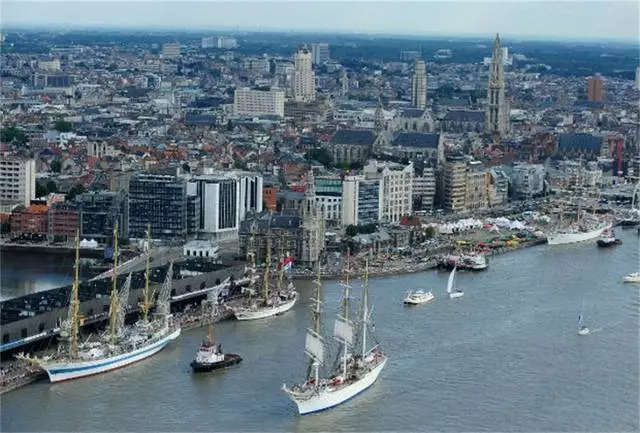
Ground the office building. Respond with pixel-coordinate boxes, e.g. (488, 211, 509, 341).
(587, 75, 604, 102)
(342, 175, 380, 226)
(217, 37, 238, 49)
(76, 190, 129, 242)
(413, 167, 436, 210)
(511, 163, 546, 199)
(311, 43, 330, 65)
(292, 47, 316, 103)
(443, 156, 467, 213)
(129, 174, 187, 240)
(233, 87, 285, 118)
(0, 154, 35, 212)
(314, 177, 342, 224)
(411, 60, 427, 110)
(485, 33, 509, 136)
(201, 37, 216, 49)
(162, 43, 181, 58)
(465, 160, 487, 211)
(364, 160, 414, 224)
(187, 172, 263, 240)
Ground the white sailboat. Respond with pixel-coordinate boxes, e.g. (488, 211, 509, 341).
(577, 301, 590, 336)
(446, 266, 464, 299)
(19, 226, 181, 383)
(283, 253, 387, 415)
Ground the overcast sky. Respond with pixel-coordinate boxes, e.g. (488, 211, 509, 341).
(2, 1, 639, 42)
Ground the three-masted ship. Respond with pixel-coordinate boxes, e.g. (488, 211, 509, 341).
(282, 252, 387, 415)
(232, 231, 298, 321)
(21, 225, 181, 383)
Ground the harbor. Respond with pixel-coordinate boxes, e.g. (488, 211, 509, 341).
(1, 227, 638, 431)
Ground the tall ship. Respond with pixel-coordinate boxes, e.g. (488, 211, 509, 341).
(19, 225, 181, 383)
(232, 231, 298, 321)
(282, 252, 387, 415)
(547, 163, 611, 246)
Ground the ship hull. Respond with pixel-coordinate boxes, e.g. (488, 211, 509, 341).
(190, 354, 242, 372)
(547, 223, 611, 246)
(40, 328, 181, 383)
(234, 293, 298, 321)
(287, 357, 387, 415)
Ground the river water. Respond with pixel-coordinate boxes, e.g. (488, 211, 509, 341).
(2, 230, 639, 432)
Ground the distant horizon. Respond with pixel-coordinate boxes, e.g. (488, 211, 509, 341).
(2, 1, 638, 44)
(3, 23, 639, 46)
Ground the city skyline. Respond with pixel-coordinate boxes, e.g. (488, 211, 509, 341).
(2, 1, 639, 43)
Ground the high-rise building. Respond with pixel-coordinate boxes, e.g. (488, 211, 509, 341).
(217, 37, 238, 50)
(313, 177, 342, 224)
(341, 175, 380, 226)
(413, 167, 436, 210)
(311, 43, 330, 65)
(129, 174, 188, 239)
(201, 37, 216, 49)
(76, 191, 129, 242)
(162, 43, 181, 58)
(186, 172, 263, 240)
(291, 47, 316, 103)
(587, 75, 604, 102)
(443, 156, 467, 213)
(0, 154, 35, 212)
(363, 160, 414, 224)
(465, 160, 487, 211)
(233, 87, 285, 117)
(411, 60, 427, 110)
(485, 33, 509, 136)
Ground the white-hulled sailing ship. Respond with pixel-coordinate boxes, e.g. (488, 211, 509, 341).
(282, 252, 387, 415)
(232, 231, 298, 321)
(547, 162, 611, 245)
(19, 225, 181, 383)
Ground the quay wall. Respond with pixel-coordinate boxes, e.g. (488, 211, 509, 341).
(1, 265, 245, 351)
(1, 243, 105, 258)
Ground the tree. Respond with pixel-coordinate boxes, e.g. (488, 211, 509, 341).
(66, 184, 86, 201)
(46, 180, 57, 194)
(233, 158, 247, 170)
(305, 148, 333, 167)
(181, 162, 191, 173)
(226, 120, 234, 131)
(50, 158, 62, 173)
(0, 125, 28, 146)
(54, 120, 72, 133)
(345, 225, 359, 237)
(35, 181, 47, 198)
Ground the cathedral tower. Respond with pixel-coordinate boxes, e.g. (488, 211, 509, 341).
(485, 33, 509, 136)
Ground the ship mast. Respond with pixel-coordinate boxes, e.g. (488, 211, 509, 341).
(247, 222, 257, 302)
(263, 228, 271, 301)
(108, 221, 120, 345)
(361, 253, 369, 359)
(140, 224, 153, 323)
(306, 254, 323, 379)
(341, 248, 351, 378)
(69, 230, 81, 358)
(277, 232, 284, 292)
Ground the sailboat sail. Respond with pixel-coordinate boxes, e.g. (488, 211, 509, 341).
(447, 267, 456, 294)
(333, 317, 354, 345)
(304, 330, 325, 364)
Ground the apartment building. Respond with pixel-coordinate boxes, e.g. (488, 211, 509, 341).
(363, 160, 414, 224)
(0, 154, 36, 212)
(233, 87, 285, 118)
(443, 156, 467, 213)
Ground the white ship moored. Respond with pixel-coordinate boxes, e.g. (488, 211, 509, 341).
(233, 292, 298, 321)
(547, 221, 612, 245)
(38, 327, 181, 383)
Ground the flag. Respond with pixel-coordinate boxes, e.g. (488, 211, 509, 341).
(282, 255, 294, 272)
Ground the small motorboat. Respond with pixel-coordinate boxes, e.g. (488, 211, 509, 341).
(577, 302, 590, 336)
(403, 290, 435, 305)
(190, 324, 242, 373)
(623, 272, 640, 283)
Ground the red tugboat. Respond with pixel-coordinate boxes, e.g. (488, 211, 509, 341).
(190, 324, 242, 373)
